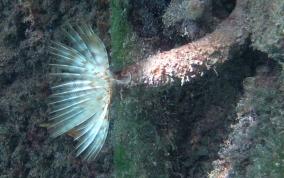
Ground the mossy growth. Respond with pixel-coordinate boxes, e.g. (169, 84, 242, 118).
(114, 146, 135, 177)
(112, 75, 213, 177)
(112, 85, 168, 177)
(243, 73, 284, 177)
(247, 132, 284, 177)
(110, 0, 135, 71)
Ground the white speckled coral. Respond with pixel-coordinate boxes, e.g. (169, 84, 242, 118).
(48, 23, 115, 162)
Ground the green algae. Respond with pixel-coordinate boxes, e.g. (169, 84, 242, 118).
(110, 0, 135, 71)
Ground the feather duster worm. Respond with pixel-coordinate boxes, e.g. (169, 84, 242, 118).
(48, 23, 129, 162)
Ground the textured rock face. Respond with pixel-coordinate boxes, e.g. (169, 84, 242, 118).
(249, 0, 284, 60)
(0, 0, 283, 177)
(0, 1, 113, 177)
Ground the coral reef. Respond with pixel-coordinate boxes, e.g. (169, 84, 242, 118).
(0, 0, 283, 177)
